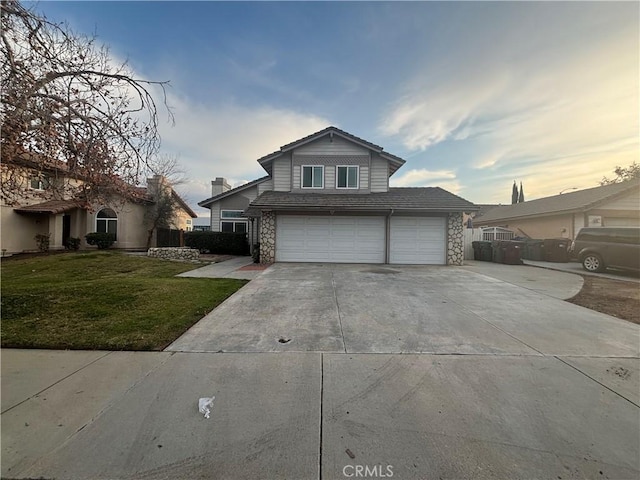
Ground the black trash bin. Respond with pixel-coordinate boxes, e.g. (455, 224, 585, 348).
(524, 239, 544, 261)
(479, 241, 493, 262)
(491, 240, 505, 263)
(544, 238, 570, 262)
(472, 241, 482, 260)
(503, 241, 525, 265)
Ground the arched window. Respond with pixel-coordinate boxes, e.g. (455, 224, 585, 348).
(96, 208, 117, 240)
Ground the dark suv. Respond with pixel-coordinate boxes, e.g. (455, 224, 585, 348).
(570, 227, 640, 273)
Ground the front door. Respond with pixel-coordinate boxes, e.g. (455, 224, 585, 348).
(62, 214, 71, 248)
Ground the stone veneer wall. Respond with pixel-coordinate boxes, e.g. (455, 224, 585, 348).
(447, 212, 464, 265)
(260, 210, 276, 264)
(147, 247, 199, 261)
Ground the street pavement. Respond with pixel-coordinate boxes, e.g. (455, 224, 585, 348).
(2, 261, 639, 479)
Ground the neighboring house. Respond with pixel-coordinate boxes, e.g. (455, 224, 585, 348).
(199, 126, 478, 265)
(462, 204, 500, 228)
(475, 179, 640, 239)
(1, 168, 197, 254)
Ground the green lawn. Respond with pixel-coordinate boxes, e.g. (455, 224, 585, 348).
(1, 251, 247, 350)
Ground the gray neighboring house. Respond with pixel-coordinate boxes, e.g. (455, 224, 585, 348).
(199, 126, 478, 264)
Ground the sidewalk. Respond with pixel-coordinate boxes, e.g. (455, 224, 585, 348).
(177, 256, 266, 280)
(460, 259, 584, 300)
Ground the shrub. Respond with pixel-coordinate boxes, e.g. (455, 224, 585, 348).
(85, 232, 115, 249)
(66, 237, 81, 250)
(34, 233, 50, 252)
(184, 231, 249, 255)
(252, 243, 260, 263)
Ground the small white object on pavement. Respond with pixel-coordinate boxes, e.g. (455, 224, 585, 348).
(198, 397, 215, 419)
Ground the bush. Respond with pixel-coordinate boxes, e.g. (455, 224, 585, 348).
(66, 237, 81, 250)
(184, 231, 249, 255)
(34, 233, 50, 252)
(252, 243, 260, 263)
(85, 232, 115, 249)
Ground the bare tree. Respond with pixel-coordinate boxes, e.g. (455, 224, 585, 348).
(600, 162, 640, 185)
(0, 0, 173, 206)
(143, 154, 185, 248)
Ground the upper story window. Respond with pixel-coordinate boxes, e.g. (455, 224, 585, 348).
(336, 166, 359, 189)
(302, 165, 324, 189)
(30, 176, 50, 191)
(221, 210, 244, 219)
(186, 219, 192, 225)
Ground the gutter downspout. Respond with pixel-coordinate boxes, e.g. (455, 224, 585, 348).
(385, 209, 394, 264)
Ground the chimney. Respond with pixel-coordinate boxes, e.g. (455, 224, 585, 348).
(211, 177, 231, 197)
(147, 174, 168, 197)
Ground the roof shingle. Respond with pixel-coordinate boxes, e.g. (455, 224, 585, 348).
(246, 187, 478, 215)
(477, 179, 640, 223)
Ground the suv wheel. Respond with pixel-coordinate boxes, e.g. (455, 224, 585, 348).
(582, 253, 604, 272)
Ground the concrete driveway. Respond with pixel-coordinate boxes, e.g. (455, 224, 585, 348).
(167, 263, 637, 357)
(3, 263, 639, 480)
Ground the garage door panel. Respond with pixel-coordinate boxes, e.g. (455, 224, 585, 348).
(276, 215, 385, 263)
(390, 216, 446, 265)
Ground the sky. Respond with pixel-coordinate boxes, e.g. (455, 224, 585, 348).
(31, 1, 639, 220)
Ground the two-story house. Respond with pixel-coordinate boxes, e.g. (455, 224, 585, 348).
(1, 160, 197, 254)
(199, 126, 477, 265)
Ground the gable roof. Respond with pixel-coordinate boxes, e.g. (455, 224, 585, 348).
(245, 187, 478, 216)
(171, 190, 198, 218)
(477, 179, 640, 223)
(257, 126, 406, 176)
(198, 176, 270, 208)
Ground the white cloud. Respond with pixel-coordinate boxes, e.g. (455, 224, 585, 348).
(379, 8, 638, 197)
(154, 95, 331, 213)
(391, 168, 457, 187)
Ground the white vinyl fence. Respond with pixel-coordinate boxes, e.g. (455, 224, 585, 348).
(463, 228, 483, 260)
(463, 227, 516, 260)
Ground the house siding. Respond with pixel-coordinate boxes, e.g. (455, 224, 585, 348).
(481, 213, 574, 239)
(272, 154, 292, 191)
(1, 205, 49, 253)
(258, 178, 274, 195)
(370, 153, 389, 192)
(210, 204, 221, 232)
(291, 155, 371, 193)
(599, 189, 640, 210)
(360, 165, 370, 190)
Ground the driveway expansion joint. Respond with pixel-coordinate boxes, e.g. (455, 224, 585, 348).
(330, 266, 347, 354)
(0, 351, 112, 415)
(554, 356, 640, 408)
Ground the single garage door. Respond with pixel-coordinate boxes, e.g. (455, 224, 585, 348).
(604, 217, 640, 227)
(276, 215, 385, 263)
(390, 216, 446, 264)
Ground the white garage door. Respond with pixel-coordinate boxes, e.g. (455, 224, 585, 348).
(390, 216, 446, 265)
(604, 217, 640, 227)
(275, 215, 385, 263)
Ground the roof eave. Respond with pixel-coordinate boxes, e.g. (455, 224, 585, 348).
(477, 207, 584, 224)
(199, 177, 270, 208)
(246, 205, 477, 213)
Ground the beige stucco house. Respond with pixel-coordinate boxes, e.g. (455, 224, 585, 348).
(475, 179, 640, 239)
(199, 126, 478, 265)
(1, 170, 197, 254)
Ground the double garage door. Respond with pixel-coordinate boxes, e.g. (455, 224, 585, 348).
(275, 215, 446, 264)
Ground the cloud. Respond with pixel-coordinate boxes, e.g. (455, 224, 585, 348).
(391, 168, 457, 187)
(155, 95, 331, 215)
(379, 4, 638, 200)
